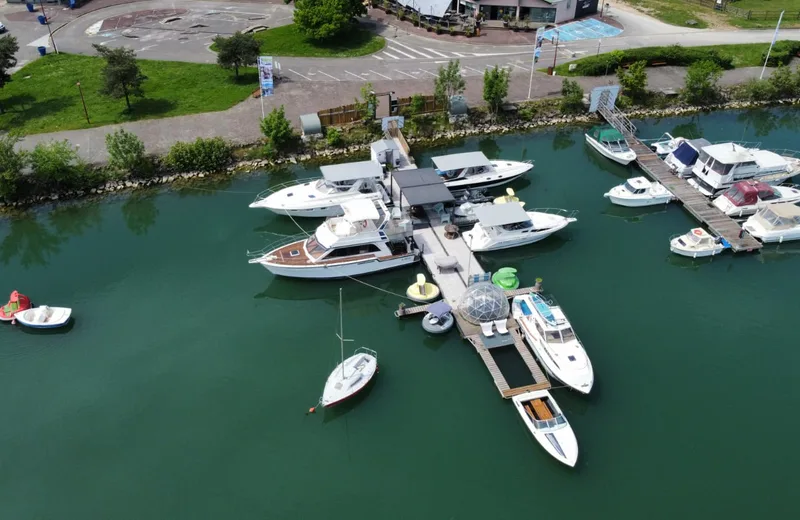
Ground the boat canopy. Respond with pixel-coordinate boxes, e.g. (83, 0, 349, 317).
(341, 199, 380, 221)
(591, 127, 624, 143)
(472, 203, 529, 227)
(672, 141, 700, 166)
(724, 181, 777, 206)
(758, 203, 800, 228)
(427, 300, 452, 318)
(431, 151, 492, 172)
(392, 167, 455, 206)
(321, 161, 383, 183)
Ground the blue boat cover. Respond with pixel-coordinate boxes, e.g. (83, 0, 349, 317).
(531, 294, 557, 325)
(427, 300, 452, 318)
(672, 142, 699, 166)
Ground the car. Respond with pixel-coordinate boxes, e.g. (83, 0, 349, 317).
(0, 23, 6, 33)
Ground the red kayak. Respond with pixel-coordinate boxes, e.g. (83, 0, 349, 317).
(0, 291, 32, 322)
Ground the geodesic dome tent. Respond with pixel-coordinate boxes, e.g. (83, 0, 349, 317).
(457, 282, 509, 325)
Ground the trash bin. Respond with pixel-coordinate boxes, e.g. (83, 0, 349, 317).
(69, 0, 76, 9)
(37, 15, 47, 25)
(26, 3, 35, 13)
(37, 46, 47, 56)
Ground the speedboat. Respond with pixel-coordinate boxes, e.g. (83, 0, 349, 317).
(512, 390, 578, 467)
(604, 177, 674, 207)
(249, 160, 389, 217)
(743, 203, 800, 243)
(321, 289, 378, 408)
(14, 306, 72, 329)
(511, 293, 593, 394)
(431, 151, 532, 190)
(462, 204, 576, 252)
(650, 133, 685, 157)
(712, 180, 800, 217)
(0, 291, 31, 322)
(688, 142, 800, 196)
(584, 126, 636, 165)
(669, 228, 729, 257)
(248, 199, 419, 279)
(664, 138, 710, 179)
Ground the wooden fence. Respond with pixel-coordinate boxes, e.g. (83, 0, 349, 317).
(317, 103, 362, 126)
(682, 0, 800, 21)
(396, 95, 446, 115)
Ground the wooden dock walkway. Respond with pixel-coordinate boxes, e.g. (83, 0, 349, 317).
(394, 285, 541, 318)
(628, 141, 762, 252)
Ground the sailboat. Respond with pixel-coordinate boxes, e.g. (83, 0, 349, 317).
(321, 289, 379, 408)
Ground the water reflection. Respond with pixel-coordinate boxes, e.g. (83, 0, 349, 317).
(551, 128, 576, 151)
(0, 213, 62, 268)
(478, 137, 501, 160)
(48, 201, 102, 237)
(757, 243, 800, 264)
(601, 204, 669, 223)
(174, 176, 236, 198)
(670, 116, 703, 141)
(16, 318, 76, 335)
(664, 253, 718, 270)
(584, 143, 633, 178)
(121, 192, 159, 236)
(476, 235, 571, 272)
(320, 381, 378, 424)
(737, 107, 800, 138)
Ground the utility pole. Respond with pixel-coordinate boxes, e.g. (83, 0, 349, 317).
(38, 0, 59, 54)
(77, 82, 90, 124)
(551, 31, 559, 74)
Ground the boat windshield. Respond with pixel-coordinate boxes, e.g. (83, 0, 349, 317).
(710, 160, 734, 175)
(316, 179, 354, 194)
(605, 139, 630, 153)
(534, 415, 567, 430)
(306, 235, 328, 259)
(684, 233, 702, 245)
(545, 327, 575, 343)
(623, 181, 644, 194)
(723, 186, 747, 205)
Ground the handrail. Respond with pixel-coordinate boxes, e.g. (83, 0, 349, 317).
(528, 208, 579, 219)
(247, 233, 307, 259)
(354, 346, 378, 359)
(252, 177, 321, 203)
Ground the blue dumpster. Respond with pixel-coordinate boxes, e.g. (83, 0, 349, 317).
(37, 15, 47, 25)
(69, 0, 76, 8)
(26, 3, 35, 13)
(37, 46, 46, 56)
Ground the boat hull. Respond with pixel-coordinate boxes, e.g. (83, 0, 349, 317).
(585, 135, 636, 165)
(512, 391, 579, 467)
(669, 242, 725, 258)
(14, 307, 72, 329)
(256, 254, 418, 279)
(322, 354, 378, 407)
(605, 194, 673, 207)
(463, 216, 574, 252)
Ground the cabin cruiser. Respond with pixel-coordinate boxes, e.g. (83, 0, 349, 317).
(511, 293, 593, 394)
(712, 180, 800, 217)
(664, 138, 710, 178)
(650, 133, 685, 157)
(743, 203, 800, 243)
(431, 151, 532, 190)
(669, 228, 729, 257)
(248, 200, 418, 278)
(249, 160, 389, 217)
(584, 126, 636, 165)
(512, 390, 578, 467)
(688, 143, 800, 196)
(462, 204, 576, 252)
(603, 177, 674, 207)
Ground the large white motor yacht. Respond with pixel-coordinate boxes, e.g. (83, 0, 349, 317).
(688, 143, 800, 196)
(462, 204, 576, 252)
(431, 151, 532, 190)
(712, 180, 800, 217)
(248, 200, 418, 278)
(512, 390, 579, 467)
(249, 160, 389, 217)
(743, 203, 800, 243)
(584, 126, 637, 165)
(604, 177, 674, 207)
(511, 293, 593, 394)
(664, 138, 710, 178)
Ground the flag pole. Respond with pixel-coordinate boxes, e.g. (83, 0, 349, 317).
(527, 44, 535, 100)
(258, 57, 265, 120)
(760, 10, 784, 80)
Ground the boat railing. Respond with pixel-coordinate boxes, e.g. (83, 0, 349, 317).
(354, 346, 378, 359)
(638, 132, 676, 144)
(767, 149, 800, 161)
(528, 208, 579, 220)
(252, 178, 321, 203)
(708, 140, 762, 149)
(247, 233, 308, 259)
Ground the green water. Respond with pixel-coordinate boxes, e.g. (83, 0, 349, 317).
(2, 108, 800, 519)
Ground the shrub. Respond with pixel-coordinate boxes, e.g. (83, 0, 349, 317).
(0, 134, 26, 202)
(732, 78, 776, 102)
(683, 60, 723, 106)
(617, 60, 648, 103)
(29, 140, 96, 192)
(435, 24, 442, 35)
(410, 94, 426, 115)
(326, 127, 343, 147)
(768, 64, 798, 99)
(397, 7, 405, 20)
(166, 137, 232, 173)
(449, 26, 456, 36)
(105, 129, 155, 178)
(761, 41, 800, 68)
(559, 78, 584, 114)
(260, 105, 295, 150)
(570, 45, 734, 77)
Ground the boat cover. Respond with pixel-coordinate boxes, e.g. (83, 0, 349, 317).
(672, 141, 699, 166)
(592, 127, 624, 143)
(427, 300, 452, 318)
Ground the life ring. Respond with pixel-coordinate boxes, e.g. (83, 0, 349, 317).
(693, 229, 703, 236)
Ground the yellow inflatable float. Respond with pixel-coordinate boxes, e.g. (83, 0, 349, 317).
(494, 187, 525, 207)
(406, 274, 440, 303)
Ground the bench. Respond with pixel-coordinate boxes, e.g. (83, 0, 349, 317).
(532, 399, 554, 420)
(651, 61, 667, 67)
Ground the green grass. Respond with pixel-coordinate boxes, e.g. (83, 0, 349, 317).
(623, 0, 709, 28)
(0, 54, 258, 135)
(211, 24, 385, 58)
(727, 0, 800, 28)
(622, 0, 800, 29)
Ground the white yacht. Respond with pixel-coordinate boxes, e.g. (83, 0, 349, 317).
(688, 143, 800, 196)
(603, 177, 674, 207)
(743, 203, 800, 243)
(584, 126, 636, 165)
(511, 293, 593, 394)
(249, 160, 389, 217)
(712, 180, 800, 217)
(431, 151, 532, 190)
(248, 200, 418, 278)
(512, 390, 578, 467)
(650, 133, 685, 157)
(669, 228, 729, 258)
(664, 138, 710, 179)
(462, 204, 576, 252)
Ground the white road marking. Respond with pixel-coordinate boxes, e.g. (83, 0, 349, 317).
(317, 70, 340, 81)
(288, 69, 313, 81)
(396, 70, 417, 78)
(382, 52, 401, 60)
(419, 69, 437, 77)
(424, 47, 449, 58)
(370, 69, 392, 80)
(387, 47, 416, 59)
(372, 55, 384, 60)
(464, 66, 483, 74)
(344, 70, 365, 80)
(508, 62, 529, 71)
(28, 35, 52, 48)
(391, 40, 433, 58)
(433, 60, 448, 64)
(453, 52, 466, 57)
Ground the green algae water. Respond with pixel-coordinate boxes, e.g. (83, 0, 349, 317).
(2, 108, 800, 519)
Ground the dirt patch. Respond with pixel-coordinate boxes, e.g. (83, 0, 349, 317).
(99, 9, 188, 32)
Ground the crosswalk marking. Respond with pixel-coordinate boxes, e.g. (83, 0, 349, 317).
(372, 55, 384, 60)
(391, 40, 433, 58)
(424, 47, 449, 58)
(396, 70, 417, 79)
(387, 47, 416, 59)
(383, 52, 401, 60)
(370, 70, 392, 80)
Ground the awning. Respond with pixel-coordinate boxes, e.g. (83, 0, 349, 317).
(431, 152, 491, 172)
(321, 161, 383, 182)
(342, 199, 380, 221)
(396, 0, 451, 18)
(473, 203, 529, 227)
(392, 167, 442, 189)
(402, 184, 455, 206)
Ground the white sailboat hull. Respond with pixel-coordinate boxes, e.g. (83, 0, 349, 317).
(585, 134, 637, 165)
(255, 254, 418, 279)
(322, 352, 378, 407)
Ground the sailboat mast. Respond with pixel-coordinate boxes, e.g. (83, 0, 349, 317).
(339, 288, 345, 379)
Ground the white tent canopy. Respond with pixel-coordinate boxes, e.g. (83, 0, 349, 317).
(396, 0, 452, 18)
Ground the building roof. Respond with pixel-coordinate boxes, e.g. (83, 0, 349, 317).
(299, 113, 322, 135)
(403, 183, 455, 206)
(392, 167, 442, 189)
(320, 161, 383, 182)
(341, 199, 380, 221)
(431, 151, 491, 172)
(396, 0, 451, 18)
(371, 139, 399, 153)
(473, 203, 530, 227)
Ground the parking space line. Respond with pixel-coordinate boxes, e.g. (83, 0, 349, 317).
(344, 70, 366, 80)
(317, 70, 340, 81)
(372, 55, 384, 60)
(391, 40, 433, 58)
(419, 69, 437, 77)
(453, 52, 466, 57)
(370, 70, 392, 80)
(388, 47, 416, 59)
(508, 62, 529, 71)
(424, 48, 449, 58)
(464, 66, 483, 74)
(396, 70, 417, 79)
(288, 69, 313, 81)
(383, 52, 401, 60)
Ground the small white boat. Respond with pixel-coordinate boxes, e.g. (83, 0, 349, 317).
(604, 177, 674, 207)
(512, 390, 578, 467)
(669, 228, 729, 258)
(432, 151, 532, 191)
(14, 306, 72, 329)
(462, 204, 577, 252)
(743, 203, 800, 243)
(650, 133, 685, 157)
(712, 180, 800, 217)
(585, 126, 636, 165)
(512, 293, 593, 394)
(321, 289, 378, 408)
(664, 138, 710, 179)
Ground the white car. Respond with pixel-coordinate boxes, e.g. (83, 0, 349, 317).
(0, 23, 6, 34)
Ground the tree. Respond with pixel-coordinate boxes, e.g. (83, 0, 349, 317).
(260, 105, 294, 150)
(409, 94, 426, 115)
(105, 129, 152, 178)
(293, 0, 366, 40)
(0, 35, 20, 113)
(434, 59, 466, 111)
(483, 65, 510, 116)
(29, 140, 88, 192)
(93, 44, 148, 111)
(213, 31, 260, 79)
(683, 60, 722, 106)
(0, 133, 26, 201)
(617, 60, 648, 103)
(356, 82, 377, 121)
(559, 78, 584, 114)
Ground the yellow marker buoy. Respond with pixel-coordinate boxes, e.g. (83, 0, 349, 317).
(406, 273, 441, 303)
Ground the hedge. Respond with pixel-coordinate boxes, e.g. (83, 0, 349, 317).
(568, 45, 735, 77)
(762, 41, 800, 68)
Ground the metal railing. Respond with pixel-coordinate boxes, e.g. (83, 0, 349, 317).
(528, 208, 579, 220)
(251, 178, 321, 204)
(247, 233, 307, 260)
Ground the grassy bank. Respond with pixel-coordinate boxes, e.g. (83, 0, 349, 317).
(622, 0, 800, 30)
(211, 24, 385, 58)
(0, 54, 257, 135)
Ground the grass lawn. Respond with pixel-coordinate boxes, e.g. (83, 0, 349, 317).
(727, 0, 800, 28)
(622, 0, 800, 29)
(623, 0, 710, 28)
(0, 54, 257, 135)
(210, 24, 385, 58)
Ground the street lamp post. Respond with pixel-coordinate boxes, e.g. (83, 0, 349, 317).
(551, 30, 559, 74)
(77, 82, 90, 123)
(38, 0, 59, 54)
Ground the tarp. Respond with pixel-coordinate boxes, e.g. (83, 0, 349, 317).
(392, 168, 442, 189)
(427, 300, 452, 318)
(396, 0, 451, 18)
